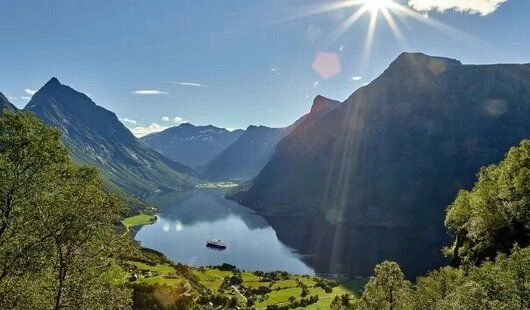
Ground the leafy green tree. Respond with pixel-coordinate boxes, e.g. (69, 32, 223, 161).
(0, 111, 70, 306)
(414, 267, 465, 310)
(437, 281, 496, 310)
(468, 246, 530, 310)
(445, 140, 530, 265)
(0, 111, 131, 309)
(35, 164, 131, 309)
(357, 261, 413, 310)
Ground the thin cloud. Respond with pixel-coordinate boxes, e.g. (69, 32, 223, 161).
(119, 117, 137, 125)
(408, 0, 508, 15)
(170, 82, 208, 87)
(24, 88, 37, 96)
(173, 116, 186, 124)
(131, 90, 169, 95)
(270, 67, 281, 75)
(352, 76, 362, 81)
(130, 123, 169, 137)
(161, 116, 186, 124)
(20, 96, 31, 100)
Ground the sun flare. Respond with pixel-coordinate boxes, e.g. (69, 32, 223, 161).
(272, 0, 481, 68)
(362, 0, 393, 13)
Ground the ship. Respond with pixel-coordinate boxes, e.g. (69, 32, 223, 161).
(206, 239, 227, 250)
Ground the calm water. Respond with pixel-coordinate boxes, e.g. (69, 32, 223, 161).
(136, 189, 448, 278)
(135, 189, 314, 274)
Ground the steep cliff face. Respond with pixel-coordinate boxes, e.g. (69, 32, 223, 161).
(234, 53, 530, 228)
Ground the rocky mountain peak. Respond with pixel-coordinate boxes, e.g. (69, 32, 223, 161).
(310, 95, 341, 115)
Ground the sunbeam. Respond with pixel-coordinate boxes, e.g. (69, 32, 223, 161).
(268, 0, 486, 67)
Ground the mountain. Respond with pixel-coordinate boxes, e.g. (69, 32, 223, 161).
(232, 52, 530, 228)
(24, 78, 198, 201)
(201, 96, 340, 181)
(140, 123, 244, 167)
(200, 125, 287, 181)
(0, 92, 17, 111)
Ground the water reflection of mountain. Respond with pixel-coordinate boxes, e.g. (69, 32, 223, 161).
(265, 216, 449, 279)
(147, 190, 446, 278)
(147, 189, 269, 230)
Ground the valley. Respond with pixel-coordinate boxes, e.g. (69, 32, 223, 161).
(4, 0, 530, 308)
(3, 51, 530, 309)
(6, 52, 530, 279)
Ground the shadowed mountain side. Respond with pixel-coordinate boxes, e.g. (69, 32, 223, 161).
(233, 52, 530, 230)
(201, 96, 341, 181)
(200, 125, 288, 181)
(24, 78, 198, 200)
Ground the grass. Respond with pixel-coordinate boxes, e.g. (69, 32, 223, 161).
(250, 275, 362, 309)
(121, 214, 157, 228)
(192, 268, 233, 291)
(122, 261, 189, 289)
(119, 259, 366, 309)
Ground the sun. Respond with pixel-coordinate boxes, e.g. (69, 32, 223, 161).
(362, 0, 393, 13)
(272, 0, 479, 68)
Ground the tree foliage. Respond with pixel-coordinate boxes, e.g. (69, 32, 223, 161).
(357, 261, 413, 310)
(354, 247, 530, 310)
(446, 140, 530, 265)
(0, 111, 131, 309)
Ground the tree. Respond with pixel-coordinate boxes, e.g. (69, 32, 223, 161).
(437, 281, 496, 310)
(414, 267, 465, 310)
(0, 111, 70, 307)
(36, 164, 131, 309)
(445, 140, 530, 265)
(0, 111, 131, 309)
(468, 246, 530, 310)
(357, 261, 413, 310)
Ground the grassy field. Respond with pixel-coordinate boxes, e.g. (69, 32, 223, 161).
(120, 257, 367, 309)
(121, 214, 157, 228)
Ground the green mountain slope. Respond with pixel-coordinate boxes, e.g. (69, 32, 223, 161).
(24, 78, 198, 200)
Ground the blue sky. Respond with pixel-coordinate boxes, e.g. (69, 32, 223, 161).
(1, 0, 528, 136)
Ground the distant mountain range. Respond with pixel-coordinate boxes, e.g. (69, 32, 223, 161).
(232, 53, 530, 229)
(23, 78, 198, 207)
(0, 92, 17, 111)
(200, 95, 341, 181)
(141, 123, 244, 167)
(199, 125, 288, 181)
